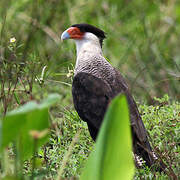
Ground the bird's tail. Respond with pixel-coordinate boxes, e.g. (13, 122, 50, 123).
(135, 140, 166, 172)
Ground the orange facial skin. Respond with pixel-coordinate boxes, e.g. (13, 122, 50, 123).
(67, 27, 85, 39)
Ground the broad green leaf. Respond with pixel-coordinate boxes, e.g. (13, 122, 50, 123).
(1, 93, 60, 160)
(1, 101, 38, 148)
(80, 95, 134, 180)
(17, 107, 49, 159)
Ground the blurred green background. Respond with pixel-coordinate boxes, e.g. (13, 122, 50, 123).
(0, 1, 180, 179)
(0, 0, 180, 106)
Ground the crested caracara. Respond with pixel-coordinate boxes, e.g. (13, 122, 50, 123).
(61, 23, 155, 167)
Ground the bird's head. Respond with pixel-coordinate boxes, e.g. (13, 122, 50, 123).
(61, 23, 106, 47)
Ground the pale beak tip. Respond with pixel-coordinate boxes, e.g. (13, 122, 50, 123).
(61, 31, 70, 41)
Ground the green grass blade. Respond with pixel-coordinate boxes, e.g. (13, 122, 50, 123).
(80, 94, 134, 180)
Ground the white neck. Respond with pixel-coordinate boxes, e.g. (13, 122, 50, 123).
(74, 32, 102, 56)
(73, 32, 104, 75)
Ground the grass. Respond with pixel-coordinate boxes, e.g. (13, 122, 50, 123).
(0, 0, 180, 179)
(20, 95, 179, 179)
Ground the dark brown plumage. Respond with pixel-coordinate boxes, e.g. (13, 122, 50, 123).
(72, 71, 154, 167)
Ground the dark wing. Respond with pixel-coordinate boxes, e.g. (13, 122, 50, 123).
(112, 69, 148, 141)
(72, 70, 154, 166)
(72, 72, 113, 140)
(111, 69, 154, 166)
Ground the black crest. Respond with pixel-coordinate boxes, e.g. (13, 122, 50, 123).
(71, 23, 106, 47)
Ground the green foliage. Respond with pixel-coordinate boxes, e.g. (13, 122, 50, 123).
(153, 94, 169, 104)
(0, 94, 60, 179)
(26, 95, 178, 179)
(81, 95, 134, 180)
(136, 98, 180, 179)
(0, 0, 179, 179)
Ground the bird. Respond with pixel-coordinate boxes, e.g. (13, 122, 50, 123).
(61, 23, 155, 168)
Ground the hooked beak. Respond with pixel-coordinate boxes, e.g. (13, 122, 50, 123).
(61, 30, 70, 41)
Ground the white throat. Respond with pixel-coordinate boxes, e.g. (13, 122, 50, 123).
(74, 32, 102, 56)
(73, 32, 104, 76)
